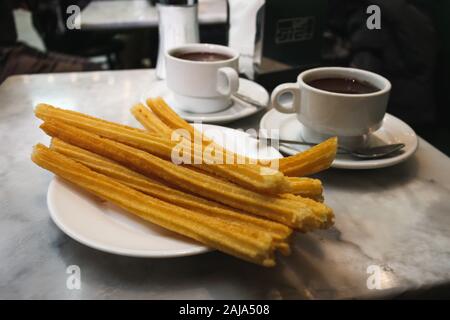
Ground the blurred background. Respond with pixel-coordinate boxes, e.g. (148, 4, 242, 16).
(1, 0, 449, 155)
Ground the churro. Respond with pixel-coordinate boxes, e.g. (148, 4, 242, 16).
(278, 137, 338, 177)
(147, 97, 337, 177)
(287, 177, 323, 197)
(146, 97, 254, 164)
(35, 104, 291, 193)
(281, 194, 334, 228)
(130, 103, 173, 137)
(35, 103, 173, 155)
(50, 138, 292, 245)
(146, 97, 194, 135)
(32, 144, 280, 266)
(41, 120, 332, 230)
(36, 103, 147, 133)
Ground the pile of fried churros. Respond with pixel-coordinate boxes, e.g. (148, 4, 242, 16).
(31, 97, 337, 267)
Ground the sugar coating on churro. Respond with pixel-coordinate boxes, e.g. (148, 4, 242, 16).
(32, 101, 337, 267)
(36, 103, 291, 194)
(50, 138, 293, 241)
(279, 137, 338, 177)
(32, 144, 279, 266)
(40, 120, 331, 230)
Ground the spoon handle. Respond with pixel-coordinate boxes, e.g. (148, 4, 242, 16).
(252, 135, 351, 152)
(254, 135, 405, 159)
(232, 93, 267, 109)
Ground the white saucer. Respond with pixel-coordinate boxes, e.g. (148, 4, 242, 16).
(144, 78, 269, 124)
(47, 124, 281, 258)
(259, 109, 419, 170)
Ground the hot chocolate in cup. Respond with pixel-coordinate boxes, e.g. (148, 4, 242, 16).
(165, 44, 240, 113)
(270, 67, 391, 150)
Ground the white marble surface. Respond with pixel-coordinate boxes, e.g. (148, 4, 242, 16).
(1, 69, 450, 299)
(81, 0, 227, 30)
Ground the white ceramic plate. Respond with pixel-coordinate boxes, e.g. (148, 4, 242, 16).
(47, 124, 282, 258)
(259, 109, 419, 170)
(144, 78, 269, 124)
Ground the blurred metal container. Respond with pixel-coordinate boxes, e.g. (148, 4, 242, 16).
(156, 0, 200, 79)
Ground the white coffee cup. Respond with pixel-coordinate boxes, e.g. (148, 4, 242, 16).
(271, 67, 391, 150)
(165, 43, 240, 113)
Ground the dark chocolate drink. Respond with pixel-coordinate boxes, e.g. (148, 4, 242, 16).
(175, 51, 232, 62)
(306, 77, 380, 94)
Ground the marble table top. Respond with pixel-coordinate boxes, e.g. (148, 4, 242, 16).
(1, 69, 450, 299)
(81, 0, 227, 30)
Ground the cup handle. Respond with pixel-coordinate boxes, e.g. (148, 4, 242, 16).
(217, 67, 239, 96)
(271, 83, 301, 114)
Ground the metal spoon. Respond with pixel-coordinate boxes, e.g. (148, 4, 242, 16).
(345, 144, 406, 159)
(232, 93, 267, 109)
(252, 136, 405, 159)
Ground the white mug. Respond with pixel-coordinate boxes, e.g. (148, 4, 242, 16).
(271, 67, 391, 149)
(165, 43, 240, 113)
